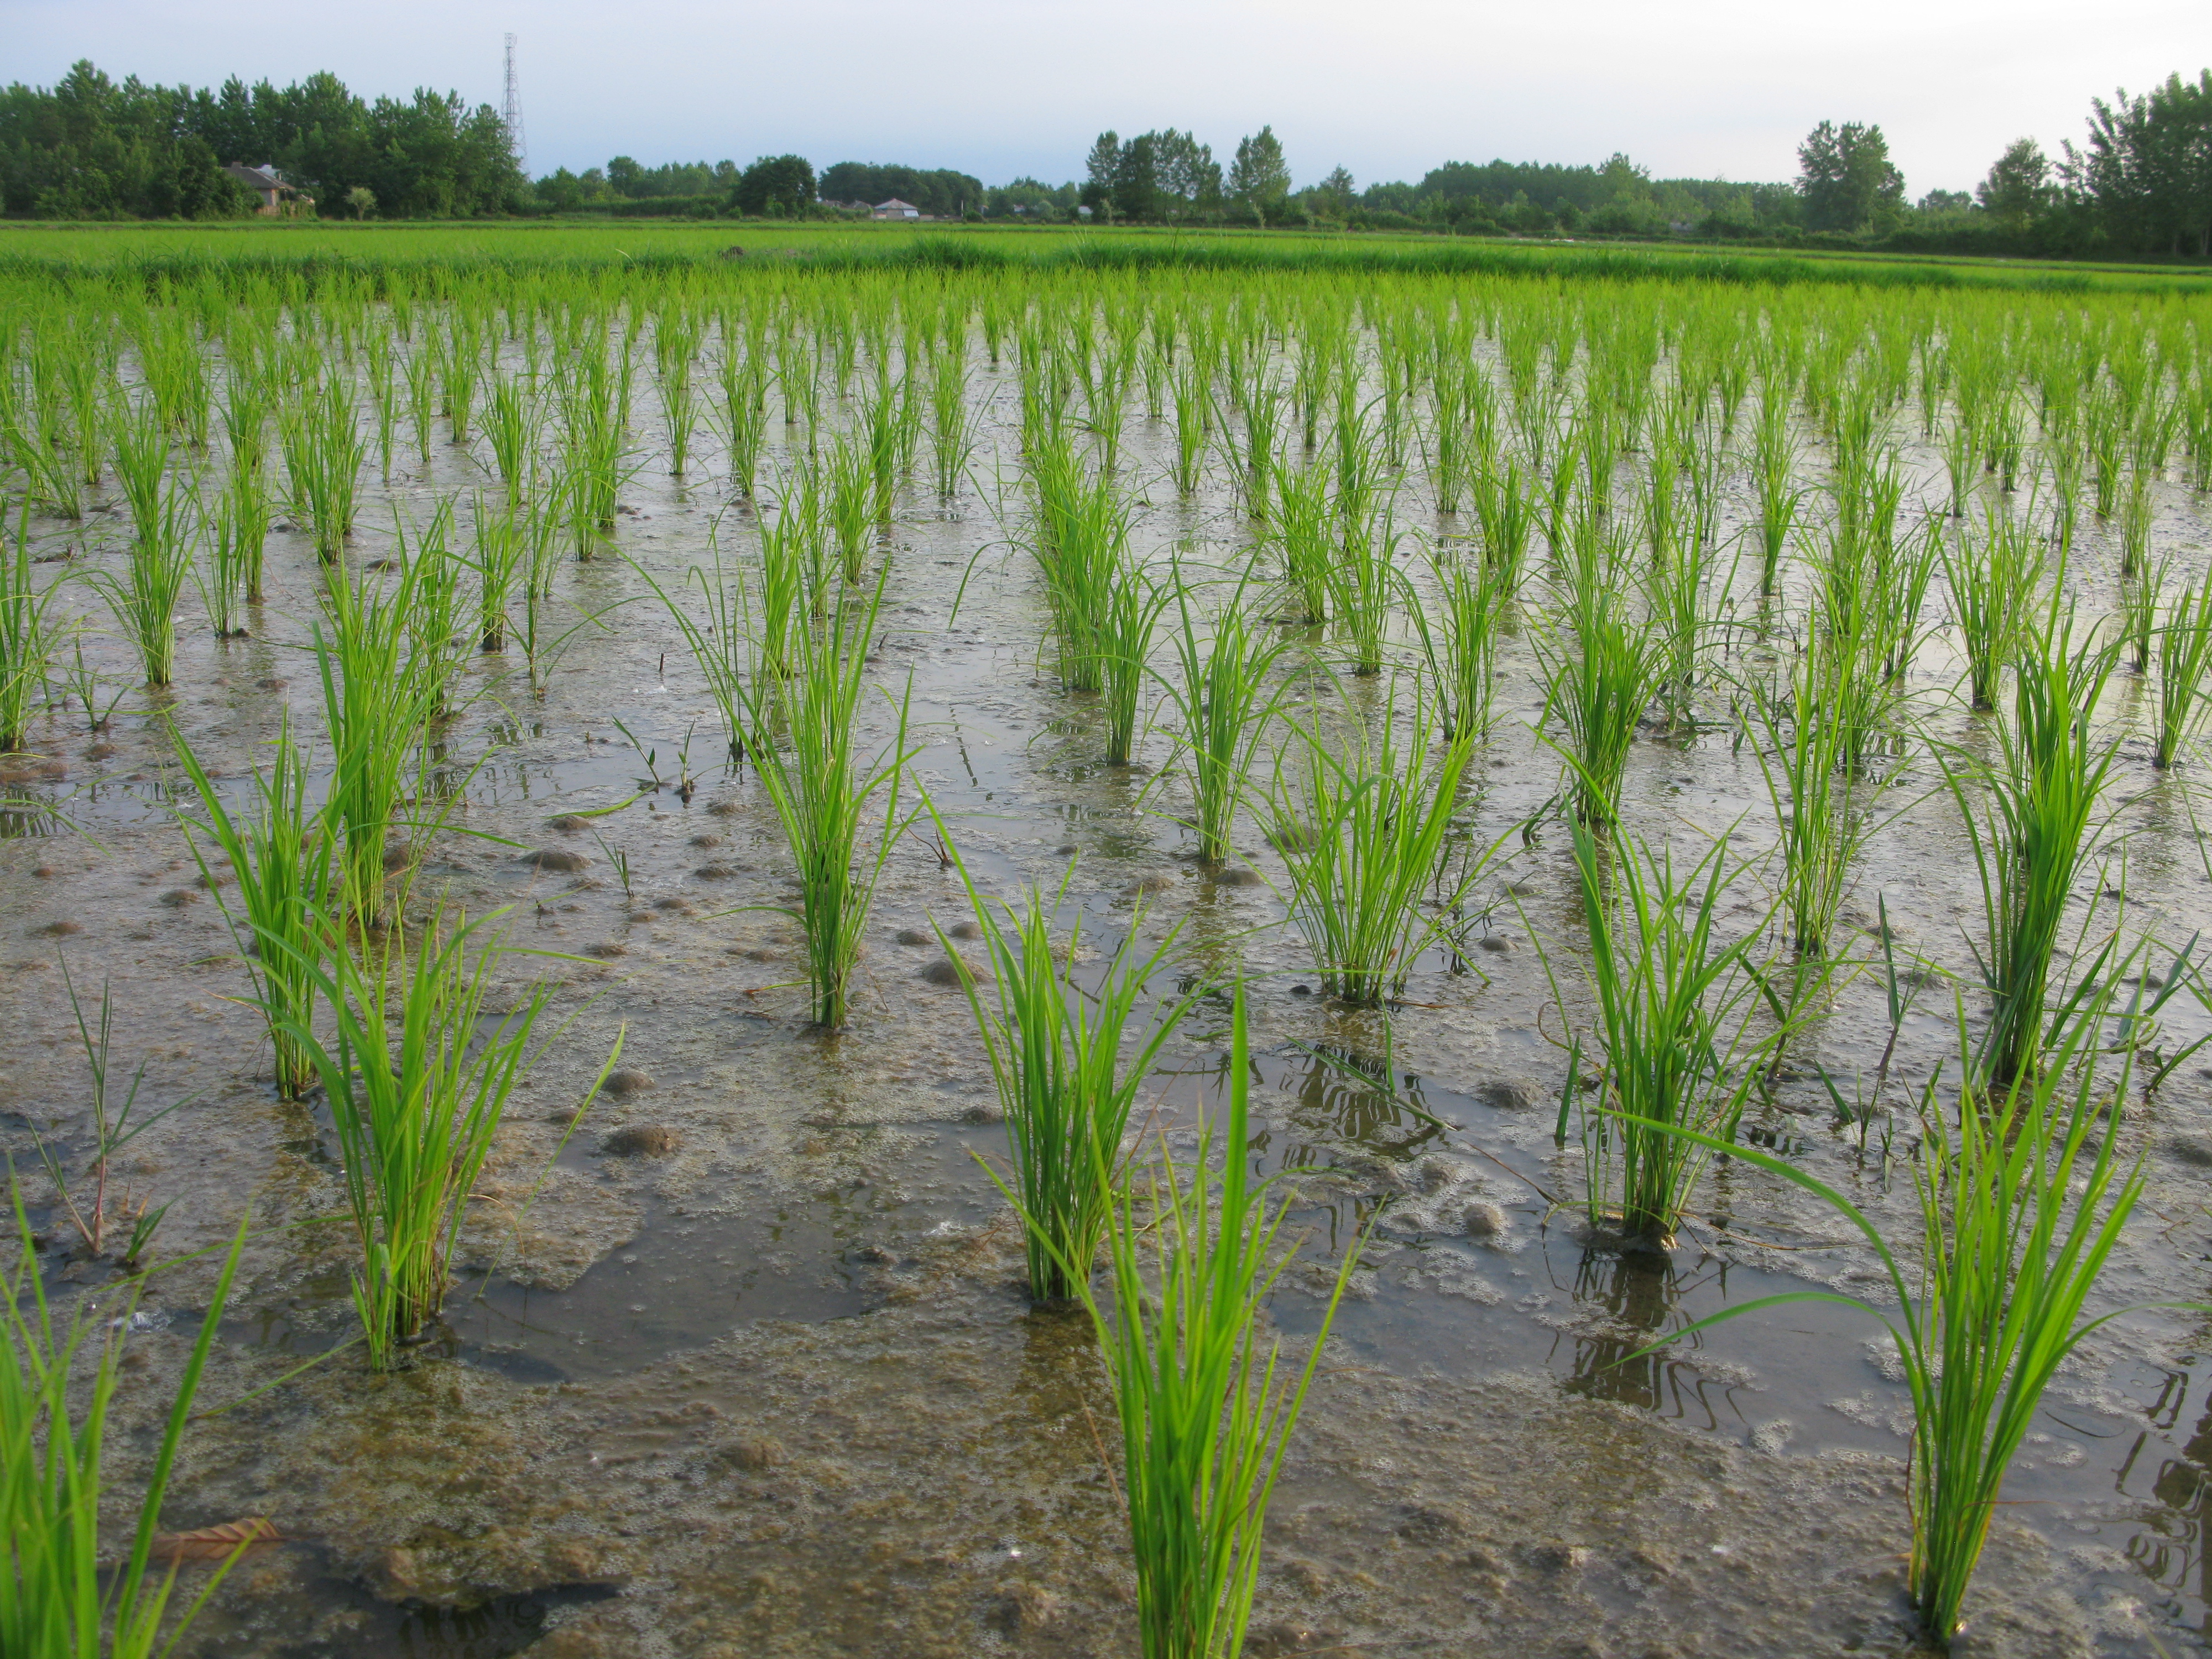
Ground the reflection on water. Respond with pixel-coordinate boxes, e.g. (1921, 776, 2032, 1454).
(1556, 1248, 1746, 1432)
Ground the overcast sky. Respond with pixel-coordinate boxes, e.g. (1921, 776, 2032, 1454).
(13, 0, 2205, 196)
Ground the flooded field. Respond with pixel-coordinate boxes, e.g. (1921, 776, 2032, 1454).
(6, 257, 2212, 1656)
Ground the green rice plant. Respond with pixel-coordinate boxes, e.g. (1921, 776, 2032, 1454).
(438, 314, 483, 444)
(653, 315, 700, 476)
(737, 571, 916, 1028)
(2, 1201, 253, 1659)
(2120, 467, 2153, 578)
(1467, 456, 1536, 592)
(1411, 538, 1506, 741)
(1939, 601, 2120, 1091)
(1271, 456, 1333, 625)
(1026, 445, 1128, 693)
(629, 523, 754, 761)
(558, 347, 627, 555)
(174, 718, 334, 1099)
(197, 486, 251, 640)
(1099, 565, 1170, 767)
(0, 501, 61, 752)
(366, 341, 400, 480)
(1942, 507, 2036, 711)
(398, 497, 465, 720)
(281, 379, 366, 562)
(1536, 565, 1667, 830)
(2154, 560, 2212, 769)
(1162, 579, 1287, 864)
(826, 436, 874, 585)
(86, 466, 196, 691)
(1267, 687, 1488, 1005)
(28, 960, 197, 1264)
(713, 346, 770, 497)
(275, 902, 616, 1368)
(107, 399, 171, 554)
(469, 492, 523, 653)
(1741, 638, 1893, 958)
(1750, 394, 1808, 594)
(482, 374, 536, 506)
(1556, 817, 1776, 1243)
(1055, 988, 1362, 1659)
(928, 346, 980, 498)
(930, 853, 1191, 1300)
(316, 561, 439, 927)
(1622, 999, 2156, 1645)
(223, 461, 270, 604)
(1170, 357, 1209, 497)
(2, 377, 85, 519)
(2120, 558, 2162, 676)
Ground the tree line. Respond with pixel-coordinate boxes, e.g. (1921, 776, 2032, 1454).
(4, 56, 2207, 261)
(1, 60, 523, 220)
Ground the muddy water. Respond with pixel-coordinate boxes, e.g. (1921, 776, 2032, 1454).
(8, 326, 2212, 1657)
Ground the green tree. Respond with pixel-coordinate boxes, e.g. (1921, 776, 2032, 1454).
(345, 184, 375, 218)
(1976, 138, 2053, 228)
(1311, 164, 1355, 220)
(732, 153, 815, 216)
(1228, 125, 1290, 218)
(1111, 131, 1161, 221)
(1797, 120, 1905, 232)
(2064, 72, 2212, 256)
(1152, 129, 1221, 216)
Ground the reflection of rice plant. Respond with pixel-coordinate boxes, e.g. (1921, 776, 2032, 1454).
(933, 854, 1190, 1300)
(1269, 689, 1488, 1005)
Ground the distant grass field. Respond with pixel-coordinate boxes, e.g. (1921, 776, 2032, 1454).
(1, 217, 2206, 295)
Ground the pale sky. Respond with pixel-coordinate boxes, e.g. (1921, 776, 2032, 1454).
(12, 0, 2205, 197)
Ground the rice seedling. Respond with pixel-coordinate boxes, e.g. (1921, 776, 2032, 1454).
(1048, 987, 1363, 1659)
(1536, 551, 1667, 829)
(1411, 538, 1506, 742)
(274, 902, 617, 1367)
(2, 376, 85, 519)
(714, 345, 771, 498)
(1268, 686, 1490, 1005)
(1162, 578, 1287, 864)
(482, 374, 536, 507)
(2154, 560, 2212, 769)
(28, 960, 198, 1265)
(316, 559, 440, 927)
(737, 571, 917, 1028)
(653, 310, 701, 476)
(1940, 600, 2120, 1091)
(173, 718, 333, 1099)
(928, 345, 981, 498)
(366, 341, 401, 480)
(1942, 507, 2037, 712)
(826, 435, 874, 585)
(223, 461, 270, 604)
(1467, 456, 1536, 592)
(469, 492, 523, 653)
(1554, 817, 1778, 1243)
(1025, 442, 1129, 693)
(1099, 565, 1171, 767)
(2120, 557, 2162, 676)
(1621, 997, 2158, 1645)
(2120, 468, 2153, 578)
(1170, 357, 1209, 497)
(1327, 506, 1404, 679)
(1270, 455, 1333, 625)
(0, 501, 60, 752)
(929, 851, 1191, 1300)
(281, 379, 366, 562)
(2, 1202, 254, 1658)
(86, 461, 196, 691)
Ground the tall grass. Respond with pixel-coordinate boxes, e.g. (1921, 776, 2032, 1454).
(933, 857, 1190, 1300)
(1057, 989, 1362, 1659)
(1269, 689, 1488, 1005)
(2, 1204, 253, 1658)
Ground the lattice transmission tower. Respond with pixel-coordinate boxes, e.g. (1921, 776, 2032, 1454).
(502, 34, 528, 173)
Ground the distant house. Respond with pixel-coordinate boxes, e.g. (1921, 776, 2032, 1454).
(870, 199, 920, 221)
(225, 164, 312, 218)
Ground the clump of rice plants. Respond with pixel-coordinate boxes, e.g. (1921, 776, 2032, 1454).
(1624, 998, 2157, 1646)
(2154, 562, 2212, 769)
(932, 854, 1190, 1300)
(281, 378, 366, 562)
(0, 501, 61, 752)
(1162, 579, 1286, 864)
(2, 1204, 254, 1658)
(738, 573, 916, 1028)
(276, 904, 618, 1368)
(1554, 818, 1778, 1244)
(1940, 600, 2119, 1091)
(173, 718, 334, 1099)
(1942, 505, 2038, 712)
(1412, 539, 1507, 741)
(1269, 687, 1490, 1005)
(1055, 988, 1363, 1659)
(87, 433, 196, 690)
(1537, 544, 1667, 828)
